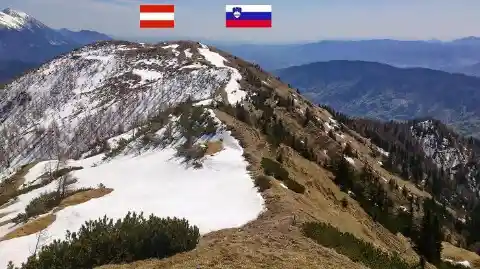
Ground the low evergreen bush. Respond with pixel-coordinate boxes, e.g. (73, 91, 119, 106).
(260, 158, 305, 193)
(11, 212, 200, 269)
(302, 221, 416, 269)
(283, 178, 306, 194)
(14, 188, 94, 223)
(24, 191, 59, 219)
(261, 157, 289, 181)
(254, 175, 272, 192)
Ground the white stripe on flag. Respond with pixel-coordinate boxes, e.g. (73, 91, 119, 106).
(140, 13, 175, 21)
(225, 5, 272, 12)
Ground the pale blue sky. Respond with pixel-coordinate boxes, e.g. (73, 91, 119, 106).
(3, 0, 480, 43)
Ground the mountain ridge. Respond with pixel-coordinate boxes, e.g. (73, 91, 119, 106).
(0, 40, 478, 269)
(275, 60, 480, 138)
(218, 38, 480, 75)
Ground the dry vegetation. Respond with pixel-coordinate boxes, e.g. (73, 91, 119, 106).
(97, 104, 422, 268)
(442, 242, 480, 268)
(0, 187, 113, 242)
(95, 53, 449, 269)
(55, 187, 113, 211)
(1, 43, 471, 269)
(1, 214, 56, 241)
(0, 162, 37, 206)
(203, 141, 224, 156)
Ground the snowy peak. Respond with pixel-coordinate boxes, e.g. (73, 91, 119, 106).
(0, 8, 111, 63)
(0, 8, 44, 30)
(2, 8, 29, 19)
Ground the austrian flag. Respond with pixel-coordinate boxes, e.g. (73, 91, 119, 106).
(226, 5, 272, 28)
(139, 4, 174, 28)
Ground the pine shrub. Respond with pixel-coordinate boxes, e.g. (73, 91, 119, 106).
(12, 212, 200, 269)
(284, 178, 306, 194)
(15, 188, 94, 223)
(261, 157, 289, 181)
(23, 191, 60, 221)
(302, 221, 416, 269)
(254, 175, 272, 192)
(260, 158, 305, 194)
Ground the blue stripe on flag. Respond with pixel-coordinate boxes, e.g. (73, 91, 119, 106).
(226, 12, 271, 20)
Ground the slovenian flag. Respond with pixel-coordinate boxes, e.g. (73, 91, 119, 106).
(140, 4, 175, 28)
(225, 5, 272, 28)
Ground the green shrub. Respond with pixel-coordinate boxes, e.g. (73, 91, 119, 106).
(23, 191, 60, 221)
(302, 221, 416, 269)
(15, 188, 94, 223)
(254, 175, 272, 192)
(260, 158, 305, 193)
(175, 144, 207, 164)
(12, 212, 200, 269)
(261, 158, 289, 181)
(283, 178, 305, 194)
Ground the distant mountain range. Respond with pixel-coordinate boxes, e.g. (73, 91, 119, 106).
(275, 60, 480, 138)
(0, 8, 112, 83)
(218, 39, 480, 76)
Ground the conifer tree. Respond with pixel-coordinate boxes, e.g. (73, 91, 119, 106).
(466, 203, 480, 245)
(415, 198, 443, 265)
(333, 157, 354, 192)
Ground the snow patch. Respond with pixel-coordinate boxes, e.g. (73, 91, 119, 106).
(193, 99, 213, 106)
(132, 69, 163, 83)
(324, 122, 332, 130)
(197, 47, 246, 105)
(344, 156, 355, 165)
(184, 48, 193, 58)
(180, 62, 207, 70)
(163, 44, 179, 49)
(444, 259, 471, 268)
(376, 147, 390, 157)
(0, 118, 265, 267)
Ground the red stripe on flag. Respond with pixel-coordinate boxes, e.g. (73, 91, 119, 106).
(140, 4, 174, 13)
(225, 20, 271, 28)
(140, 20, 175, 28)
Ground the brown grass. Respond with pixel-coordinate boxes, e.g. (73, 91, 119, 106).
(96, 105, 421, 269)
(1, 214, 56, 241)
(24, 66, 459, 268)
(442, 242, 480, 267)
(0, 162, 38, 202)
(204, 141, 223, 156)
(56, 188, 113, 211)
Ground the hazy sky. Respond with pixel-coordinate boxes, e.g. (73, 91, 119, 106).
(3, 0, 480, 43)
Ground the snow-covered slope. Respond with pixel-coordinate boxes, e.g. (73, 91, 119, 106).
(411, 119, 480, 201)
(0, 8, 35, 30)
(0, 40, 264, 267)
(0, 114, 264, 267)
(0, 41, 244, 171)
(411, 120, 469, 170)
